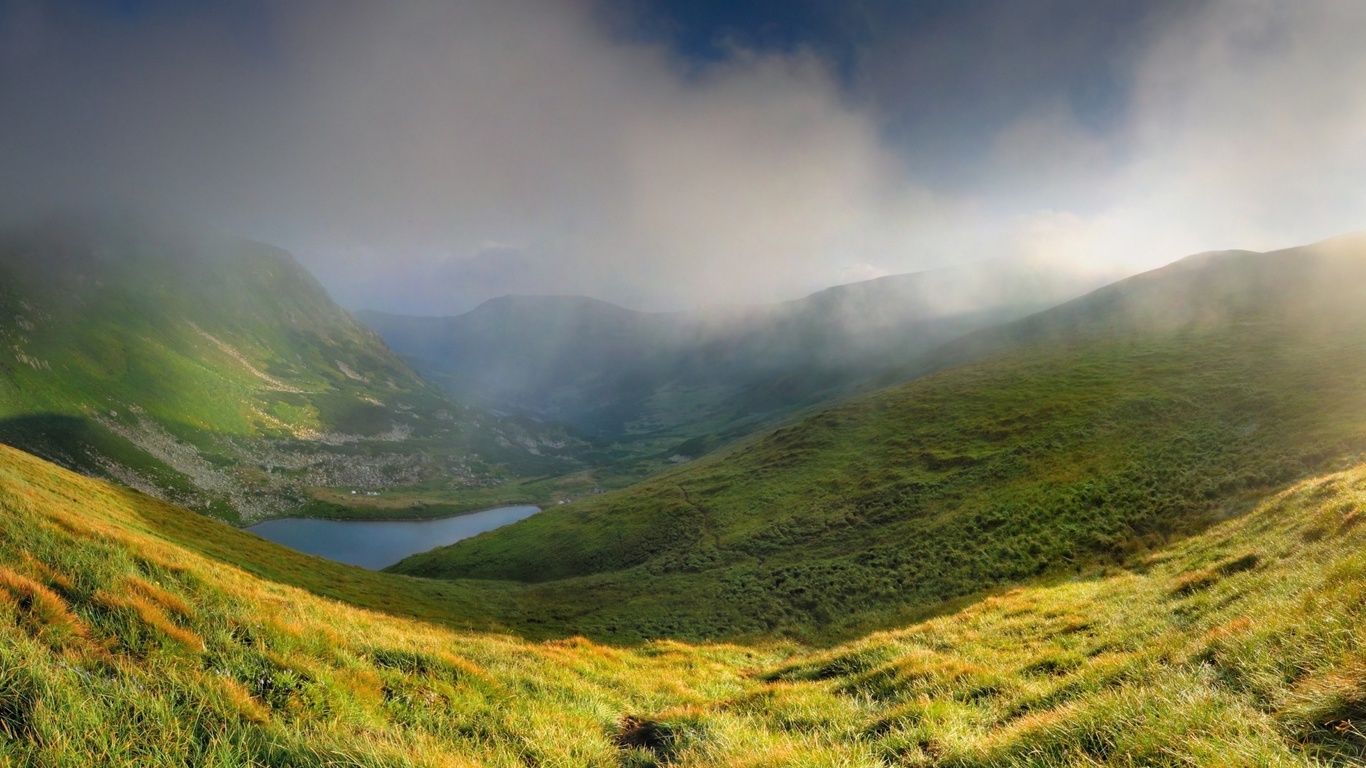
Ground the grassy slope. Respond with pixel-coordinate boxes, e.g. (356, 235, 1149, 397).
(0, 215, 585, 521)
(363, 259, 1108, 479)
(0, 444, 770, 766)
(3, 433, 1366, 765)
(391, 234, 1366, 642)
(675, 465, 1366, 766)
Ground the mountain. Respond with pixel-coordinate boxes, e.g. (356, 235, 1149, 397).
(361, 294, 684, 428)
(389, 233, 1366, 640)
(361, 257, 1114, 467)
(884, 237, 1366, 380)
(5, 228, 1366, 765)
(0, 214, 586, 521)
(2, 413, 1365, 765)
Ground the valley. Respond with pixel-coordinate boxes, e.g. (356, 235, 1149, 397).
(2, 419, 1364, 765)
(2, 222, 1366, 765)
(3, 4, 1361, 764)
(390, 234, 1366, 642)
(363, 258, 1113, 475)
(0, 215, 592, 524)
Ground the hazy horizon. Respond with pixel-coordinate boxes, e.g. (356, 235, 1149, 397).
(3, 0, 1365, 314)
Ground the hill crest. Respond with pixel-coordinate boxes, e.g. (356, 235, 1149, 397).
(0, 214, 587, 521)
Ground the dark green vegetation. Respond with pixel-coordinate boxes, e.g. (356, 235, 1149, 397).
(0, 443, 772, 765)
(4, 422, 1366, 765)
(4, 227, 1366, 765)
(393, 234, 1366, 642)
(0, 214, 587, 522)
(361, 258, 1108, 472)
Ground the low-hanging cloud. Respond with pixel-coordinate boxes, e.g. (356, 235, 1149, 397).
(269, 0, 981, 312)
(1, 0, 1364, 314)
(987, 0, 1366, 273)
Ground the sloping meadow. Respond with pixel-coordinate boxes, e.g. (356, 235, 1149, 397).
(0, 445, 769, 766)
(2, 442, 1366, 764)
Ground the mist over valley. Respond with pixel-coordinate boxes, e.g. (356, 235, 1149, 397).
(2, 2, 1366, 765)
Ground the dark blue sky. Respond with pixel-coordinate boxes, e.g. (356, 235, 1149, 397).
(603, 0, 1175, 183)
(56, 0, 1169, 174)
(1, 0, 1171, 186)
(1, 0, 1362, 313)
(604, 0, 875, 70)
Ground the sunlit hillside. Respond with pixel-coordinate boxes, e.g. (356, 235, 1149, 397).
(5, 1, 1366, 765)
(362, 257, 1109, 470)
(5, 233, 1363, 766)
(391, 235, 1366, 642)
(3, 432, 1365, 765)
(3, 235, 1365, 766)
(0, 215, 588, 522)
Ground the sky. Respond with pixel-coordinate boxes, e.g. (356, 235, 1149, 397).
(1, 0, 1365, 314)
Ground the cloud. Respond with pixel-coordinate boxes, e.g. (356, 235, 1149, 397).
(1, 1, 1364, 314)
(990, 0, 1366, 272)
(0, 0, 976, 312)
(268, 1, 977, 311)
(1129, 0, 1366, 244)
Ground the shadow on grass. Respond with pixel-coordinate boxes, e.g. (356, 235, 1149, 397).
(0, 414, 1320, 651)
(111, 459, 1315, 649)
(0, 414, 127, 477)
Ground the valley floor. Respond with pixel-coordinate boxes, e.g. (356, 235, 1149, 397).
(1, 444, 1365, 765)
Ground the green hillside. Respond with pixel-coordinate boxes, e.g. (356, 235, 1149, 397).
(3, 426, 1366, 765)
(361, 258, 1108, 477)
(0, 214, 586, 522)
(4, 232, 1366, 765)
(391, 234, 1366, 641)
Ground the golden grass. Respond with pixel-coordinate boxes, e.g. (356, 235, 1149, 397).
(1, 443, 1366, 765)
(0, 565, 88, 644)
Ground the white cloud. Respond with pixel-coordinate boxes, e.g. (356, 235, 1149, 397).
(2, 1, 1364, 313)
(267, 2, 970, 311)
(995, 0, 1366, 274)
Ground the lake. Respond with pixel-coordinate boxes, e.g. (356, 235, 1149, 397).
(246, 505, 540, 570)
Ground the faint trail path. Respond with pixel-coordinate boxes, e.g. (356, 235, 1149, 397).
(186, 320, 305, 393)
(678, 485, 722, 550)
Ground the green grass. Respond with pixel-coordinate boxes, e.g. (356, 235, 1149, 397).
(389, 318, 1366, 642)
(5, 230, 1366, 763)
(0, 215, 592, 523)
(0, 445, 773, 766)
(662, 465, 1366, 766)
(390, 237, 1366, 642)
(3, 432, 1366, 765)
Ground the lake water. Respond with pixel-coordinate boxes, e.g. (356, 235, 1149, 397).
(246, 505, 540, 570)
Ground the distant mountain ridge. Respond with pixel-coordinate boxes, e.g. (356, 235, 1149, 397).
(0, 213, 586, 521)
(893, 233, 1366, 381)
(389, 232, 1366, 639)
(361, 257, 1116, 457)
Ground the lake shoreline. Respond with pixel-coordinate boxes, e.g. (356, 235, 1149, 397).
(242, 501, 543, 527)
(244, 504, 543, 570)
